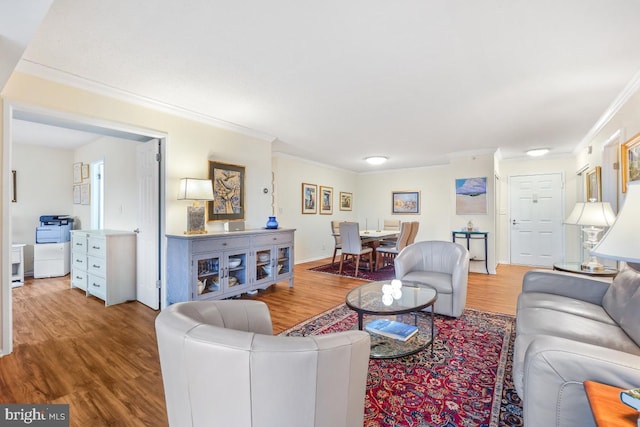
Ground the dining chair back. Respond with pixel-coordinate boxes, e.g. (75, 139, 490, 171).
(338, 222, 373, 277)
(380, 219, 402, 246)
(375, 221, 411, 270)
(331, 220, 342, 266)
(407, 221, 420, 245)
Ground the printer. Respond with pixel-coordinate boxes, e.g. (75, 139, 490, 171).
(36, 215, 74, 243)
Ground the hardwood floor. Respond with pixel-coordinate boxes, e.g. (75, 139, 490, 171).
(0, 260, 532, 426)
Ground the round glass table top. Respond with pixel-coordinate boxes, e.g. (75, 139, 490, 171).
(345, 280, 437, 315)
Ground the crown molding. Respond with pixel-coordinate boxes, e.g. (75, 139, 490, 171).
(576, 68, 640, 152)
(15, 59, 277, 143)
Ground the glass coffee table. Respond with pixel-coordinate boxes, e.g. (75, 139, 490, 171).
(345, 279, 437, 359)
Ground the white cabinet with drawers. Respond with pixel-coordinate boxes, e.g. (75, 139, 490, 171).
(71, 230, 136, 306)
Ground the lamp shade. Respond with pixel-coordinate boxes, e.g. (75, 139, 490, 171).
(591, 181, 640, 263)
(177, 178, 214, 201)
(563, 201, 616, 226)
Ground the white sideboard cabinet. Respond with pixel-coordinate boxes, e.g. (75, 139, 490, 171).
(70, 230, 136, 306)
(166, 228, 295, 304)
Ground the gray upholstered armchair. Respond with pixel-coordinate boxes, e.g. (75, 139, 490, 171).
(155, 300, 371, 427)
(394, 240, 470, 318)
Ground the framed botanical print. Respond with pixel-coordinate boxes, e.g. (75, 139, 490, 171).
(586, 166, 602, 202)
(319, 186, 333, 215)
(301, 183, 317, 214)
(622, 132, 640, 193)
(339, 191, 353, 211)
(208, 161, 245, 221)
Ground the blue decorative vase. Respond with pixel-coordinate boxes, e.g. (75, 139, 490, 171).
(266, 216, 279, 229)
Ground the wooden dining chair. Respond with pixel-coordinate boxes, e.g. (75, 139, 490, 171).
(339, 222, 373, 277)
(407, 221, 420, 245)
(375, 221, 411, 270)
(380, 219, 402, 246)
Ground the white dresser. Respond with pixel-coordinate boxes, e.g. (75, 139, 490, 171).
(11, 243, 25, 287)
(70, 230, 136, 306)
(34, 242, 71, 279)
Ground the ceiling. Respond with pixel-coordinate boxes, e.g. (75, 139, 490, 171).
(11, 0, 640, 172)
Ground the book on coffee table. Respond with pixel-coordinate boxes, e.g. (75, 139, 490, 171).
(620, 386, 640, 411)
(365, 319, 418, 342)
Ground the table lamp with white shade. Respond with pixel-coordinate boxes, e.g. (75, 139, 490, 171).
(591, 181, 640, 266)
(564, 200, 616, 271)
(178, 178, 214, 234)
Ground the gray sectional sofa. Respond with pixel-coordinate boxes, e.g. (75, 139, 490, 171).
(513, 264, 640, 427)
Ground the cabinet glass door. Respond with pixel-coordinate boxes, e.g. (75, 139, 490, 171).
(225, 251, 249, 291)
(195, 254, 222, 299)
(255, 246, 274, 283)
(275, 244, 292, 278)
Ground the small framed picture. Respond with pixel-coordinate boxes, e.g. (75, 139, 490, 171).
(339, 192, 353, 211)
(80, 183, 90, 205)
(622, 132, 640, 193)
(392, 191, 420, 214)
(319, 186, 333, 215)
(73, 185, 81, 204)
(301, 183, 317, 214)
(586, 166, 602, 202)
(73, 162, 82, 184)
(81, 164, 90, 180)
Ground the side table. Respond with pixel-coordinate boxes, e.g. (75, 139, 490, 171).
(553, 262, 617, 278)
(584, 380, 639, 427)
(452, 231, 489, 274)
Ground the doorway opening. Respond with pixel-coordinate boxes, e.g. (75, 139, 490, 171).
(2, 102, 166, 355)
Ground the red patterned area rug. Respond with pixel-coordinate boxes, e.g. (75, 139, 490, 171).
(309, 261, 396, 281)
(281, 304, 522, 427)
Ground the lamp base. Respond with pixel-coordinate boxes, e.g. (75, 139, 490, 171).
(184, 206, 207, 235)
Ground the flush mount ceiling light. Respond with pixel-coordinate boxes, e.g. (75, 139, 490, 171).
(526, 148, 550, 157)
(365, 156, 388, 165)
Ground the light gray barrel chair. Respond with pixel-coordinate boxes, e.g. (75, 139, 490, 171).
(155, 300, 371, 427)
(394, 240, 470, 318)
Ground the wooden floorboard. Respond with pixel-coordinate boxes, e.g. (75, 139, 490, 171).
(0, 260, 533, 426)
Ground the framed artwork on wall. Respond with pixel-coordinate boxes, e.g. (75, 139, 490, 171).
(302, 183, 317, 214)
(73, 185, 81, 204)
(80, 183, 90, 205)
(319, 186, 333, 214)
(339, 191, 353, 211)
(622, 132, 640, 193)
(455, 177, 487, 215)
(73, 162, 82, 184)
(208, 161, 245, 221)
(391, 191, 420, 214)
(81, 164, 90, 180)
(586, 166, 602, 201)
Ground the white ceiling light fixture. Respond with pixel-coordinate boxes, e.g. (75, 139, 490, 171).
(526, 148, 550, 157)
(365, 156, 388, 165)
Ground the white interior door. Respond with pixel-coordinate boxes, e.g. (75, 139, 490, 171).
(510, 173, 564, 267)
(136, 139, 160, 309)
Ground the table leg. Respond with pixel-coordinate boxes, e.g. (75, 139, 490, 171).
(357, 312, 363, 330)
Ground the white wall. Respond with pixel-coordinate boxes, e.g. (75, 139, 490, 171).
(273, 154, 357, 262)
(273, 152, 497, 273)
(73, 135, 139, 230)
(11, 143, 75, 274)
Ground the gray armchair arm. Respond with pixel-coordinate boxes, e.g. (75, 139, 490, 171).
(523, 335, 640, 427)
(522, 270, 610, 305)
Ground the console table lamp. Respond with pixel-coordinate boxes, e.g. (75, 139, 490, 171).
(592, 181, 640, 264)
(178, 178, 214, 235)
(564, 200, 616, 271)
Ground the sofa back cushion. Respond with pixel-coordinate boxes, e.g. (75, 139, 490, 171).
(603, 264, 640, 346)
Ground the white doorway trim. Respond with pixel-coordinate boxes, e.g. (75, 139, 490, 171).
(1, 99, 167, 356)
